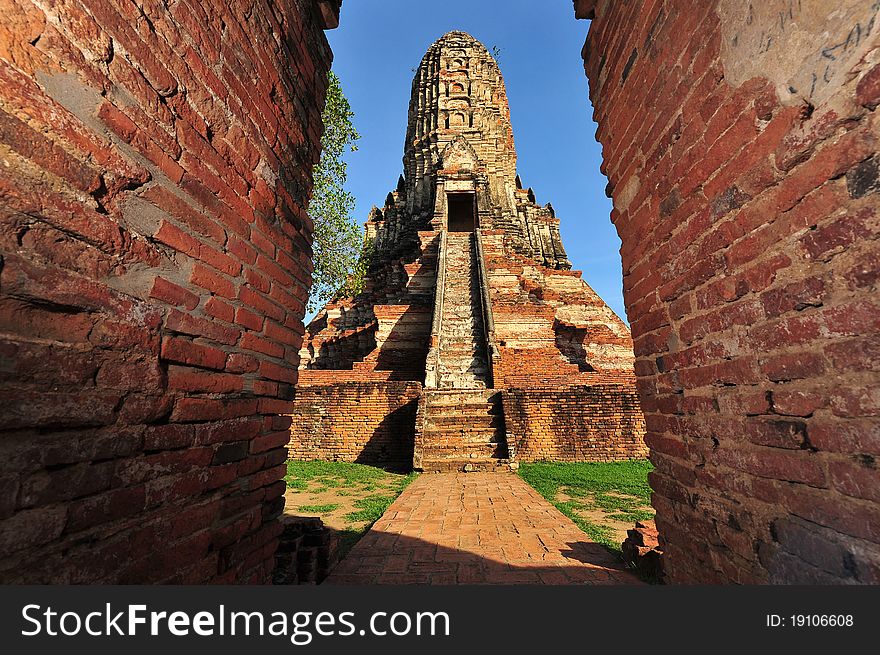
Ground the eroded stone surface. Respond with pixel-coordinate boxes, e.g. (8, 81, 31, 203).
(0, 0, 339, 584)
(718, 0, 879, 105)
(584, 1, 880, 584)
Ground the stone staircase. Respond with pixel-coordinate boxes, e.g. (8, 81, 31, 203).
(438, 233, 491, 389)
(415, 233, 513, 473)
(415, 389, 514, 472)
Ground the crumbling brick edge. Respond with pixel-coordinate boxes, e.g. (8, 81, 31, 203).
(621, 520, 665, 583)
(273, 516, 341, 585)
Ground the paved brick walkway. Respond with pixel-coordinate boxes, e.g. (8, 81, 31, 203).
(325, 473, 641, 584)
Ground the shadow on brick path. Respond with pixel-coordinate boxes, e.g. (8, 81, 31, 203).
(323, 472, 642, 585)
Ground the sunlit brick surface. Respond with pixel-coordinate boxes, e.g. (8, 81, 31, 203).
(326, 473, 641, 585)
(0, 0, 339, 584)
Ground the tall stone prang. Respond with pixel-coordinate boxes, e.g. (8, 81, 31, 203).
(290, 32, 646, 471)
(401, 32, 570, 267)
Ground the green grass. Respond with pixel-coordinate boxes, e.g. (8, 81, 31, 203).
(286, 477, 309, 491)
(518, 460, 654, 553)
(297, 503, 341, 513)
(338, 481, 416, 550)
(336, 528, 367, 555)
(285, 460, 400, 488)
(285, 460, 418, 560)
(343, 494, 399, 523)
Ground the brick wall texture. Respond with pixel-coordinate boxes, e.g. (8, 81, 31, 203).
(504, 386, 648, 462)
(289, 382, 640, 473)
(0, 0, 337, 583)
(584, 0, 880, 583)
(288, 381, 421, 467)
(1, 0, 878, 587)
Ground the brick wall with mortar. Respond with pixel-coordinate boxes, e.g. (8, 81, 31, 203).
(480, 228, 639, 390)
(0, 0, 341, 583)
(288, 381, 421, 467)
(1, 0, 875, 586)
(579, 0, 880, 583)
(504, 386, 648, 463)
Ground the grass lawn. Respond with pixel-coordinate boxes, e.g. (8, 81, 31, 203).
(284, 460, 417, 558)
(518, 460, 654, 553)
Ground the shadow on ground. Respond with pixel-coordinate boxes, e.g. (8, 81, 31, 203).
(322, 527, 641, 585)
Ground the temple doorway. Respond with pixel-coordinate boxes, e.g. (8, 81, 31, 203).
(447, 192, 477, 232)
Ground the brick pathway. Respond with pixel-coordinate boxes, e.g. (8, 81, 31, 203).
(325, 473, 641, 584)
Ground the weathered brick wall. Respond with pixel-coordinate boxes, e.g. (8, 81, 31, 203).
(0, 0, 340, 583)
(288, 382, 421, 466)
(481, 229, 639, 390)
(504, 386, 648, 462)
(298, 230, 439, 379)
(581, 0, 880, 583)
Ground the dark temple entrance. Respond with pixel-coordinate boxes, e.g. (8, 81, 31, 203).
(447, 192, 477, 232)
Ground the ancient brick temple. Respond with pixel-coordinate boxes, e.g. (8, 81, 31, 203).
(289, 32, 647, 471)
(1, 0, 878, 585)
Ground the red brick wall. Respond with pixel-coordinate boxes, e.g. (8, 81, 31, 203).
(583, 1, 880, 583)
(288, 382, 421, 467)
(3, 0, 876, 587)
(0, 0, 338, 583)
(503, 386, 648, 462)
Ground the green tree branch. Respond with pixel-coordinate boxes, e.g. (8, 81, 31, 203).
(308, 71, 365, 314)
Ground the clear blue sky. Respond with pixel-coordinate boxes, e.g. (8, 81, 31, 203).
(326, 0, 626, 322)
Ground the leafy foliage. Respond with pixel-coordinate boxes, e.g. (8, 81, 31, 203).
(335, 237, 374, 300)
(308, 71, 364, 314)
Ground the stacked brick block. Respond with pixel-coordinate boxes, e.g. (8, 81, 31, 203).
(296, 30, 647, 473)
(6, 0, 870, 587)
(297, 230, 439, 376)
(580, 0, 880, 583)
(288, 382, 421, 467)
(274, 516, 340, 585)
(0, 0, 341, 583)
(503, 386, 648, 462)
(621, 519, 664, 581)
(413, 389, 511, 472)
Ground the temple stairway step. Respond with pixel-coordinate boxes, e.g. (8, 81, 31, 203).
(414, 389, 510, 472)
(437, 232, 490, 389)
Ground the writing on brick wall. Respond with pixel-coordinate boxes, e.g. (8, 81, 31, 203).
(719, 0, 880, 104)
